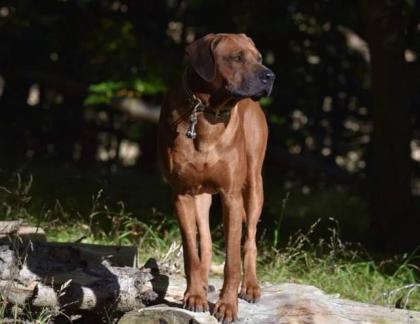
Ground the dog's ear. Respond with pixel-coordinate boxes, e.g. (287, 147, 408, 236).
(186, 34, 221, 82)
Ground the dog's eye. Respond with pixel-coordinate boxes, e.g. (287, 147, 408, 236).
(231, 54, 243, 62)
(257, 55, 263, 63)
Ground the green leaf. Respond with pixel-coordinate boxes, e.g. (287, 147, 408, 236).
(85, 77, 166, 106)
(260, 97, 273, 107)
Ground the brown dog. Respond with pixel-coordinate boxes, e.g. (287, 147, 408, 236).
(158, 33, 274, 323)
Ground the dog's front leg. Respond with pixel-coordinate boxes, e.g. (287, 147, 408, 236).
(175, 194, 209, 312)
(214, 191, 244, 323)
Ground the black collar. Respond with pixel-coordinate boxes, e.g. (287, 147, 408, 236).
(203, 109, 231, 118)
(182, 69, 231, 119)
(182, 68, 231, 139)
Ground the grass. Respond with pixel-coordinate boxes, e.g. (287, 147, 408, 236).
(258, 219, 420, 310)
(0, 173, 419, 322)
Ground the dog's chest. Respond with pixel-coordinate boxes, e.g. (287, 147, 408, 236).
(172, 145, 221, 179)
(167, 140, 244, 193)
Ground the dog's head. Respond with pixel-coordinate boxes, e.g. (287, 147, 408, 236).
(186, 33, 275, 101)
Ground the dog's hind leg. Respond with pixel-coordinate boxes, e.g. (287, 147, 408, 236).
(240, 174, 263, 303)
(239, 105, 267, 303)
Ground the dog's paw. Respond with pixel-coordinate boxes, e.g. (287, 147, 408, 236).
(212, 298, 238, 324)
(239, 283, 261, 303)
(183, 291, 209, 312)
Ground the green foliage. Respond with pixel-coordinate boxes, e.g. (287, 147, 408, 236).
(259, 96, 272, 107)
(0, 174, 418, 320)
(264, 184, 371, 244)
(85, 78, 166, 105)
(0, 2, 418, 321)
(259, 219, 420, 310)
(43, 188, 178, 253)
(1, 0, 419, 194)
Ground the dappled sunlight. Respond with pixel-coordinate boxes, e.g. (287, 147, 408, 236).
(411, 140, 420, 162)
(0, 1, 419, 321)
(27, 83, 40, 106)
(119, 140, 140, 166)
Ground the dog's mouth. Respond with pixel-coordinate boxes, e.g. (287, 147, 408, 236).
(231, 91, 246, 99)
(251, 90, 269, 101)
(227, 81, 273, 101)
(231, 89, 269, 101)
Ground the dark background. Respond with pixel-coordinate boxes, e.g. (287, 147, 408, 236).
(0, 0, 419, 252)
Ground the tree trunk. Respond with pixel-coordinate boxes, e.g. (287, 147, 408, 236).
(361, 0, 416, 251)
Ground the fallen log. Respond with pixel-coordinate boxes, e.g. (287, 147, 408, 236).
(0, 244, 166, 312)
(120, 306, 218, 324)
(0, 221, 47, 245)
(0, 220, 22, 234)
(121, 276, 420, 324)
(0, 225, 46, 245)
(1, 243, 419, 323)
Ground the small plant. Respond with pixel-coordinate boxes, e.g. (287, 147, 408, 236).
(0, 173, 33, 220)
(272, 192, 289, 247)
(259, 218, 420, 310)
(1, 173, 418, 323)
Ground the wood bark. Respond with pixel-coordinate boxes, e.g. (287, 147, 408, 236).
(1, 244, 419, 323)
(0, 221, 22, 234)
(120, 276, 420, 324)
(0, 244, 166, 312)
(361, 0, 415, 250)
(0, 223, 46, 245)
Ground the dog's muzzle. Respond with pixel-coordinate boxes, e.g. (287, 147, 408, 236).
(258, 68, 275, 96)
(228, 66, 275, 100)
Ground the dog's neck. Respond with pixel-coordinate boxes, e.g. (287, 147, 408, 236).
(182, 67, 239, 152)
(185, 67, 237, 113)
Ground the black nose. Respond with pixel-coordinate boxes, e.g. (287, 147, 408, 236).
(259, 69, 275, 84)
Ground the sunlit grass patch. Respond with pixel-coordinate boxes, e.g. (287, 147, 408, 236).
(0, 173, 419, 322)
(259, 219, 420, 310)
